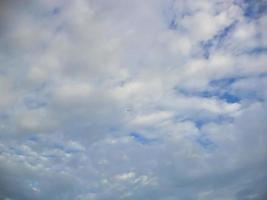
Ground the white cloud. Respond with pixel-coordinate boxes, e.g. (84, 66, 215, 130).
(0, 0, 267, 200)
(131, 111, 174, 126)
(54, 81, 92, 103)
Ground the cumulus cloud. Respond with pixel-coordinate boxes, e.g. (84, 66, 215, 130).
(0, 0, 267, 199)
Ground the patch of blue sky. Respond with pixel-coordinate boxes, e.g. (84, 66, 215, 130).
(9, 146, 23, 156)
(259, 71, 267, 78)
(109, 126, 120, 133)
(246, 47, 267, 55)
(201, 22, 236, 58)
(164, 1, 192, 31)
(210, 75, 266, 102)
(28, 181, 40, 191)
(243, 0, 267, 19)
(196, 134, 217, 151)
(195, 119, 226, 129)
(168, 17, 178, 30)
(27, 135, 39, 142)
(51, 7, 61, 16)
(167, 11, 193, 31)
(210, 77, 241, 87)
(187, 115, 234, 129)
(178, 87, 241, 103)
(24, 98, 47, 109)
(210, 74, 267, 87)
(44, 154, 61, 160)
(0, 69, 6, 75)
(53, 143, 65, 150)
(193, 119, 207, 129)
(65, 148, 82, 154)
(167, 17, 187, 32)
(0, 112, 8, 120)
(234, 0, 267, 20)
(220, 93, 241, 103)
(23, 85, 50, 110)
(52, 142, 82, 154)
(201, 90, 240, 103)
(235, 90, 264, 102)
(129, 132, 158, 145)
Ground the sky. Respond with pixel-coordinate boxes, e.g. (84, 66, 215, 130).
(0, 0, 267, 199)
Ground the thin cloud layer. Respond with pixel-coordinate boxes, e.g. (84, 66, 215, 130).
(0, 0, 267, 199)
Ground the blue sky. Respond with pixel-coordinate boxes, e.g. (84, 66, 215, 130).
(0, 0, 267, 199)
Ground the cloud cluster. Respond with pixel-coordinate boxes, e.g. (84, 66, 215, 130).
(0, 0, 267, 199)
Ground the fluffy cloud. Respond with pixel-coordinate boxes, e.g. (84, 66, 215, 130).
(0, 0, 267, 199)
